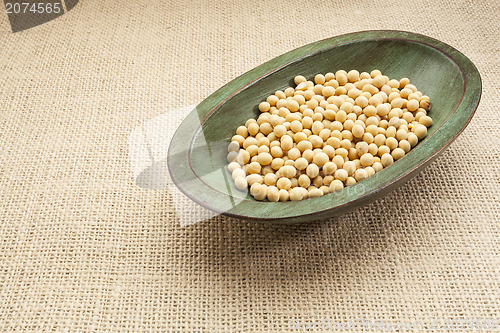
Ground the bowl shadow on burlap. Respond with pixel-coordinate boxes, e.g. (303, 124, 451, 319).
(148, 151, 462, 287)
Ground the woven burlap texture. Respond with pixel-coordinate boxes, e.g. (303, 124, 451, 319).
(0, 0, 498, 331)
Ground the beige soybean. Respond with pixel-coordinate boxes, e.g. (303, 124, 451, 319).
(266, 187, 280, 202)
(228, 161, 241, 173)
(351, 124, 365, 138)
(246, 161, 261, 174)
(302, 149, 315, 163)
(413, 124, 428, 140)
(227, 151, 238, 162)
(391, 147, 406, 160)
(298, 174, 311, 188)
(399, 139, 411, 153)
(280, 135, 294, 151)
(330, 156, 343, 169)
(308, 188, 323, 198)
(372, 162, 383, 173)
(334, 169, 348, 181)
(304, 163, 318, 179)
(257, 145, 269, 154)
(264, 172, 278, 186)
(345, 177, 356, 186)
(234, 176, 248, 191)
(232, 168, 246, 180)
(368, 143, 378, 156)
(354, 168, 368, 181)
(312, 176, 323, 188)
(257, 152, 273, 165)
(407, 132, 419, 147)
(294, 131, 308, 143)
(312, 152, 329, 167)
(321, 162, 336, 175)
(330, 179, 344, 192)
(279, 189, 290, 202)
(250, 183, 266, 200)
(319, 185, 330, 195)
(419, 116, 433, 127)
(279, 165, 297, 178)
(245, 145, 258, 157)
(378, 145, 390, 157)
(246, 174, 263, 186)
(420, 99, 431, 110)
(270, 146, 284, 158)
(360, 153, 374, 167)
(343, 161, 356, 176)
(276, 177, 292, 190)
(289, 187, 305, 201)
(381, 153, 394, 167)
(235, 150, 250, 165)
(308, 135, 323, 148)
(231, 135, 245, 146)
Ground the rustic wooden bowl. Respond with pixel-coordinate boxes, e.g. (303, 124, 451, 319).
(167, 30, 481, 223)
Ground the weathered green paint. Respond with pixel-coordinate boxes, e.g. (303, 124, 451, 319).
(168, 30, 481, 223)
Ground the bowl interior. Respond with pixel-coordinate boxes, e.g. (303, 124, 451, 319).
(189, 39, 464, 200)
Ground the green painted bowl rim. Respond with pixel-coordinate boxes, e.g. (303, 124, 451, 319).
(167, 30, 481, 222)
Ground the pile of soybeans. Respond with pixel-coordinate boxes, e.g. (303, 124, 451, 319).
(226, 70, 432, 202)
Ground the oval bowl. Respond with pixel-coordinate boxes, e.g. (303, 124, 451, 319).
(168, 30, 481, 223)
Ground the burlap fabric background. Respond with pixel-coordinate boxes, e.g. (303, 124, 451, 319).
(0, 0, 498, 331)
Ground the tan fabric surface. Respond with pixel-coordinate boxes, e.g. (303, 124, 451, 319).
(0, 0, 499, 331)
